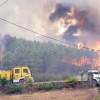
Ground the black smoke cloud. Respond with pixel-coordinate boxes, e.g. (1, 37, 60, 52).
(49, 3, 100, 43)
(49, 3, 70, 21)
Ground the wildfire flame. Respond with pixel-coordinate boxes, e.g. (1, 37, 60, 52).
(61, 41, 100, 70)
(49, 3, 100, 66)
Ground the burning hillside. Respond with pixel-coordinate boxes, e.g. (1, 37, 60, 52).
(60, 42, 100, 70)
(1, 0, 100, 71)
(48, 1, 100, 70)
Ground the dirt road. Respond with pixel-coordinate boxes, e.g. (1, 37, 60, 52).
(0, 88, 98, 100)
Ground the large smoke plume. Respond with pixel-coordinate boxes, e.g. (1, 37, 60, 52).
(1, 0, 100, 45)
(49, 2, 100, 44)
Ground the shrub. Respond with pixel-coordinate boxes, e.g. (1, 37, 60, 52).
(51, 82, 61, 89)
(97, 87, 100, 100)
(44, 83, 54, 91)
(98, 87, 100, 95)
(0, 76, 9, 87)
(66, 77, 78, 86)
(28, 78, 34, 87)
(7, 84, 22, 94)
(97, 97, 100, 100)
(38, 82, 61, 91)
(38, 83, 46, 90)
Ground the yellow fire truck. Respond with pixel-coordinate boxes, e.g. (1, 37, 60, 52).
(0, 66, 34, 83)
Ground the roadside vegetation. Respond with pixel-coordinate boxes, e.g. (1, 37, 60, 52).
(66, 76, 78, 87)
(97, 87, 100, 100)
(7, 84, 22, 94)
(0, 76, 9, 87)
(0, 76, 80, 94)
(38, 82, 62, 91)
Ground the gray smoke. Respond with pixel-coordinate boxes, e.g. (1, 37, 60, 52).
(0, 0, 100, 45)
(49, 2, 100, 43)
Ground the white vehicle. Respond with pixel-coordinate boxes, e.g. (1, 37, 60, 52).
(88, 70, 100, 86)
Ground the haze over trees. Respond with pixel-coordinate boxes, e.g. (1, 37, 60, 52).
(0, 34, 98, 81)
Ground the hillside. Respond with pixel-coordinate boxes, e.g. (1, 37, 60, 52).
(0, 34, 98, 81)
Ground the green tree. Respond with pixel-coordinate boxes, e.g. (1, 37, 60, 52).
(2, 52, 13, 69)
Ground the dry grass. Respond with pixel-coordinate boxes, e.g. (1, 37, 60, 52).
(0, 88, 98, 100)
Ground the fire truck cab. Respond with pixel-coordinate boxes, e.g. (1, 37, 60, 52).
(0, 66, 34, 84)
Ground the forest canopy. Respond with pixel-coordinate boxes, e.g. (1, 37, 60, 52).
(0, 34, 98, 76)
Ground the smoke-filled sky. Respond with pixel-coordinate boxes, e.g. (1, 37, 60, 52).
(0, 0, 100, 44)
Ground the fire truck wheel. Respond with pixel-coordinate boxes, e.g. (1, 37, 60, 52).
(19, 79, 24, 84)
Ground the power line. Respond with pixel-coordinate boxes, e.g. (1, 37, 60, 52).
(0, 17, 99, 52)
(0, 0, 8, 7)
(0, 18, 74, 45)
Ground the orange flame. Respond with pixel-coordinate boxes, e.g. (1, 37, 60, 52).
(61, 41, 100, 70)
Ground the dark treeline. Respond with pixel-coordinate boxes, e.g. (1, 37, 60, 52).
(0, 34, 98, 78)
